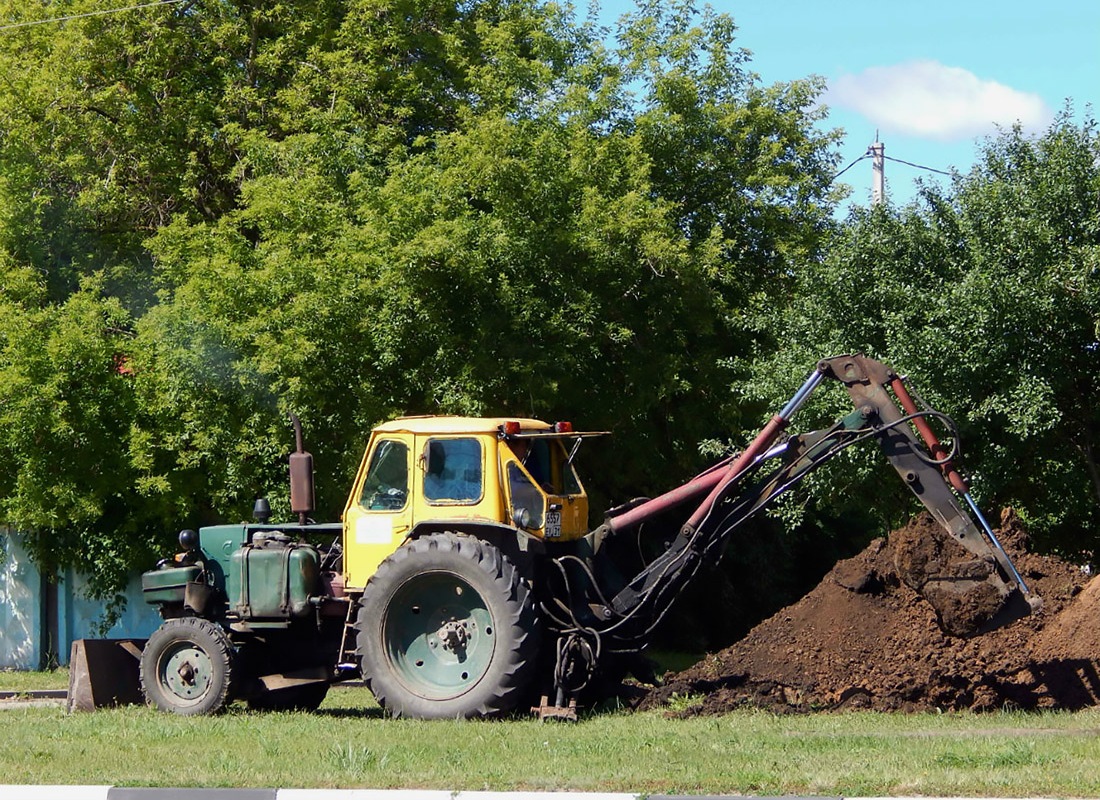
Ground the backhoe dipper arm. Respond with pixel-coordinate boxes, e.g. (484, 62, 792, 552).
(820, 355, 1033, 601)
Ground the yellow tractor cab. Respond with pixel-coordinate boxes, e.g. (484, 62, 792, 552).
(342, 416, 606, 589)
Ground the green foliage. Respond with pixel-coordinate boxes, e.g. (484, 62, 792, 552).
(0, 266, 161, 597)
(744, 111, 1100, 555)
(0, 0, 839, 595)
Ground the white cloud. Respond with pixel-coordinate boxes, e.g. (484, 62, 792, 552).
(826, 60, 1052, 141)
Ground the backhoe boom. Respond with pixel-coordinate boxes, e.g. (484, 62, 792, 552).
(540, 355, 1040, 705)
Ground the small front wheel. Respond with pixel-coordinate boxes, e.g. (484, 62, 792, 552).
(140, 617, 235, 715)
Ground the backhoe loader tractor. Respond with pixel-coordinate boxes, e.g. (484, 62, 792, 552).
(120, 355, 1041, 719)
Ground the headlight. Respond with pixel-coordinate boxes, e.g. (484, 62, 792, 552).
(178, 529, 199, 551)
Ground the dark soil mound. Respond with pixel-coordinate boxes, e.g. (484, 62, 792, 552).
(643, 509, 1098, 714)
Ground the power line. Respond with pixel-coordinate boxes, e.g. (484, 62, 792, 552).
(830, 146, 954, 190)
(0, 0, 185, 32)
(883, 154, 953, 177)
(831, 153, 871, 181)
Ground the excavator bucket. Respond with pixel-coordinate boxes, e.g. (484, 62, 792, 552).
(891, 512, 1040, 637)
(67, 639, 146, 712)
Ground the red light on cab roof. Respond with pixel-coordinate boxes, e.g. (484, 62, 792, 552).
(503, 421, 521, 436)
(554, 421, 573, 433)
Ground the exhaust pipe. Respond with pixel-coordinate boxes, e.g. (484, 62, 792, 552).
(289, 414, 314, 526)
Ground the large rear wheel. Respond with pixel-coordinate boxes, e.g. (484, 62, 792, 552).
(357, 532, 539, 718)
(140, 617, 235, 715)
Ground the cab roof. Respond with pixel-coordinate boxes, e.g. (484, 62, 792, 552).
(371, 416, 552, 436)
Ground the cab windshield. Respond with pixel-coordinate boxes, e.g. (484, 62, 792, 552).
(509, 437, 581, 496)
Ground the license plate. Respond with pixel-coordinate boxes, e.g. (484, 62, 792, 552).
(545, 510, 562, 538)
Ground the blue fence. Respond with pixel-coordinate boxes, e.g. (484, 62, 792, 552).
(0, 529, 161, 669)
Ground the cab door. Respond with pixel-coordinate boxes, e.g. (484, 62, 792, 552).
(502, 453, 548, 538)
(344, 435, 414, 588)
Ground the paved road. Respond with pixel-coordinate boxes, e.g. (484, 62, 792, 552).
(0, 690, 66, 710)
(0, 790, 1061, 800)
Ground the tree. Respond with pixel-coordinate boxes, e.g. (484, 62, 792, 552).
(0, 0, 841, 598)
(0, 267, 157, 611)
(743, 111, 1100, 557)
(144, 1, 841, 509)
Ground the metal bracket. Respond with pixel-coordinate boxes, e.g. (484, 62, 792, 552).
(531, 695, 578, 721)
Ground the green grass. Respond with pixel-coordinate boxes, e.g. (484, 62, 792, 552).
(0, 669, 69, 692)
(3, 684, 1100, 794)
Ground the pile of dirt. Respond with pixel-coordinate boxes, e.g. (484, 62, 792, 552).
(643, 509, 1100, 714)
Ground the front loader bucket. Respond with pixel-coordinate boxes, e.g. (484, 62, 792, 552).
(67, 639, 146, 712)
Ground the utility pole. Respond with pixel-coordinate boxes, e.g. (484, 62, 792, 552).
(871, 137, 885, 206)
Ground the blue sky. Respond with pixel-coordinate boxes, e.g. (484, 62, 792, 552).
(597, 0, 1099, 208)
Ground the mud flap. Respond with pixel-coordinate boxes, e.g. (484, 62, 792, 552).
(67, 638, 146, 712)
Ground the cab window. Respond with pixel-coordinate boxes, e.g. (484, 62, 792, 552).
(522, 439, 553, 490)
(561, 455, 581, 495)
(359, 439, 409, 510)
(507, 463, 545, 530)
(424, 438, 483, 504)
(511, 438, 582, 496)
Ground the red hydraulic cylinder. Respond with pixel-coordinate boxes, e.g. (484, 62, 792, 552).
(889, 377, 969, 494)
(683, 414, 787, 531)
(605, 457, 732, 534)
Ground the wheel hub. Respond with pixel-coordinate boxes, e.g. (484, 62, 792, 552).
(438, 619, 470, 654)
(177, 661, 196, 685)
(162, 644, 213, 701)
(383, 571, 496, 700)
